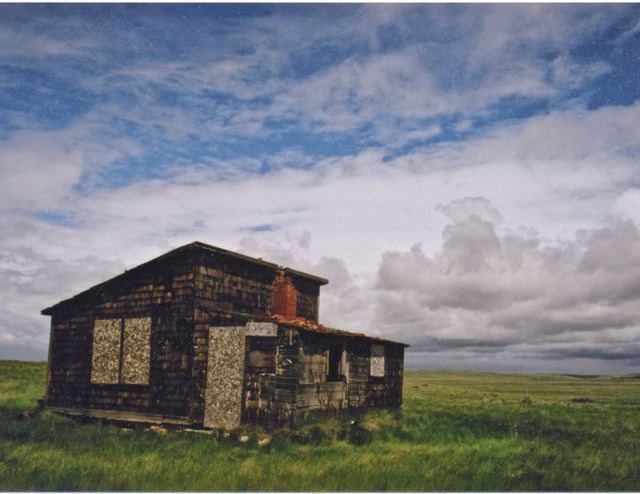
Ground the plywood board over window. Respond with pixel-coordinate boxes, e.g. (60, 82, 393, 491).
(91, 317, 151, 385)
(122, 318, 152, 384)
(370, 344, 385, 377)
(91, 319, 121, 384)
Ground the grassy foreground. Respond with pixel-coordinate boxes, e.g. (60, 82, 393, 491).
(1, 360, 639, 491)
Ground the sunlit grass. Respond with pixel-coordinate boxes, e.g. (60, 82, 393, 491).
(1, 360, 639, 491)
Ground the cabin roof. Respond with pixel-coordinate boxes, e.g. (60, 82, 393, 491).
(41, 241, 328, 316)
(197, 300, 410, 347)
(187, 241, 329, 285)
(273, 315, 410, 347)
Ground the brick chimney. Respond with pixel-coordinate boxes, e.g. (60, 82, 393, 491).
(272, 270, 297, 320)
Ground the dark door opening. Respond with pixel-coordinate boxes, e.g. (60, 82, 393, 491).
(327, 343, 343, 382)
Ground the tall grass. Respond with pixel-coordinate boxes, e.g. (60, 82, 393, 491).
(1, 361, 639, 491)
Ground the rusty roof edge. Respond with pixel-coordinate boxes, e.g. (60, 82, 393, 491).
(197, 302, 409, 347)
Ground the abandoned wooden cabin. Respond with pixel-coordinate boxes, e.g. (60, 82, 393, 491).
(42, 241, 407, 429)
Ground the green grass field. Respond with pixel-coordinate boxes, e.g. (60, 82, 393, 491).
(1, 360, 639, 491)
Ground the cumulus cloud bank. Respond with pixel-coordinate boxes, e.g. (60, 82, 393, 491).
(375, 197, 640, 373)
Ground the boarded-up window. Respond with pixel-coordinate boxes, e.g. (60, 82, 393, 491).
(122, 318, 152, 384)
(370, 344, 385, 377)
(91, 319, 121, 384)
(91, 317, 151, 385)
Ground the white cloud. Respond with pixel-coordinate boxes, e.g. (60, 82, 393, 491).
(610, 189, 640, 226)
(0, 13, 99, 58)
(436, 197, 504, 225)
(0, 132, 84, 212)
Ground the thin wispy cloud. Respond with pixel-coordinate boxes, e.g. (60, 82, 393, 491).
(1, 4, 640, 373)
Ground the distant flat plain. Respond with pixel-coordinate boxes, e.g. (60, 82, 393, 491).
(1, 360, 638, 491)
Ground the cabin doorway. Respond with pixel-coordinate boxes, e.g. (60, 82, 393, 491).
(204, 322, 278, 429)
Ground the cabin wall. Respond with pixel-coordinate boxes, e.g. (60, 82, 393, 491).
(174, 253, 326, 425)
(190, 254, 278, 424)
(293, 279, 321, 322)
(240, 329, 404, 427)
(296, 333, 347, 413)
(242, 335, 277, 423)
(241, 326, 307, 426)
(46, 263, 197, 422)
(368, 344, 404, 409)
(192, 254, 274, 316)
(190, 255, 320, 426)
(346, 339, 371, 409)
(47, 311, 94, 409)
(191, 253, 321, 323)
(272, 327, 300, 422)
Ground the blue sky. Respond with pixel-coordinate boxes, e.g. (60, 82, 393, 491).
(2, 4, 640, 373)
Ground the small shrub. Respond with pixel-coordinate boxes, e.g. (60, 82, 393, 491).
(347, 421, 373, 446)
(307, 425, 325, 445)
(570, 397, 595, 404)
